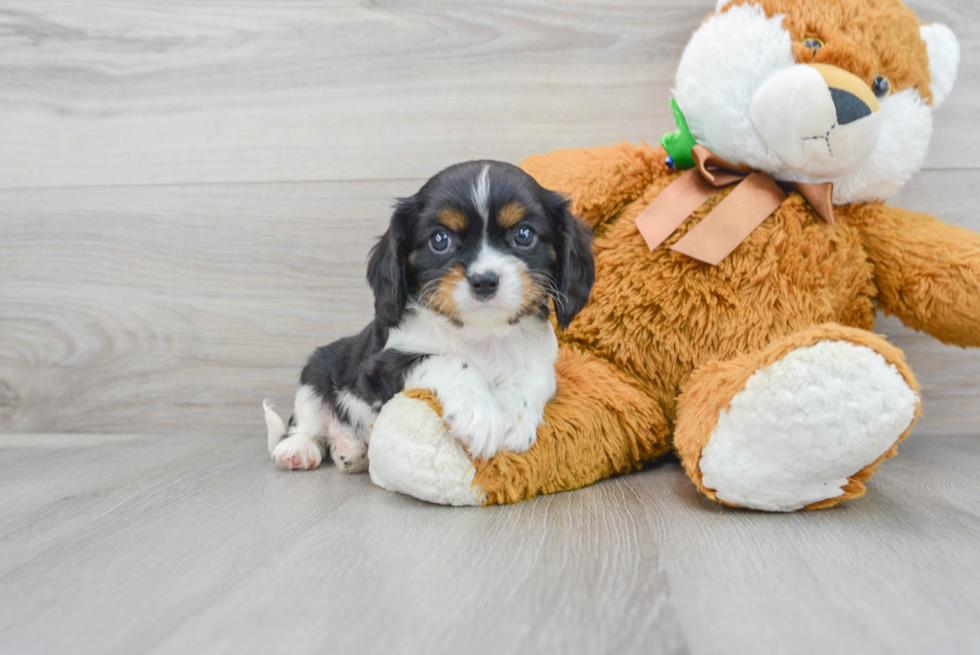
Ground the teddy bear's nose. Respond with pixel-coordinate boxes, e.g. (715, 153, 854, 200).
(830, 89, 873, 125)
(808, 63, 879, 124)
(750, 63, 883, 179)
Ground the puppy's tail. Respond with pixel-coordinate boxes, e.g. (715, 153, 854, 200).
(263, 399, 288, 454)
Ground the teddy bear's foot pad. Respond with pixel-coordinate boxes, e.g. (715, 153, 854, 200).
(699, 340, 918, 511)
(368, 392, 486, 506)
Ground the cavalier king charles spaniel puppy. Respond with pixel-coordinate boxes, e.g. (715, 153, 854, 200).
(264, 160, 594, 472)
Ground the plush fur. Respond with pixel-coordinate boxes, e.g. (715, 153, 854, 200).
(678, 325, 919, 511)
(678, 0, 959, 205)
(366, 0, 977, 511)
(369, 390, 486, 506)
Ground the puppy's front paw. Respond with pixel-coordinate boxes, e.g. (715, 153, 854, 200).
(501, 408, 541, 454)
(272, 435, 323, 470)
(442, 395, 505, 460)
(330, 433, 368, 474)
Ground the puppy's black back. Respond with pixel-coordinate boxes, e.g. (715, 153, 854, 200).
(301, 323, 383, 392)
(298, 321, 425, 427)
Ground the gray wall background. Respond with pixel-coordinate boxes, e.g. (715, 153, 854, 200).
(1, 0, 977, 437)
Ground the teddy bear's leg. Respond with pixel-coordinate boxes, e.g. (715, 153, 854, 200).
(368, 346, 670, 505)
(674, 324, 920, 512)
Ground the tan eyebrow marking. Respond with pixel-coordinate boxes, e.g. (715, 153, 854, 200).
(437, 208, 467, 231)
(498, 201, 526, 228)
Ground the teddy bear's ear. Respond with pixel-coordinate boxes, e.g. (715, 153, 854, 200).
(920, 23, 960, 109)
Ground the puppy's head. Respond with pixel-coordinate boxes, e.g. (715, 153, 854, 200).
(367, 161, 594, 330)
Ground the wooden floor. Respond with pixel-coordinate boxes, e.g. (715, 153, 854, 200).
(2, 1, 979, 653)
(1, 432, 979, 655)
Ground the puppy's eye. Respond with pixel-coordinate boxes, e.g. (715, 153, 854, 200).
(803, 37, 824, 51)
(429, 231, 452, 253)
(872, 75, 891, 98)
(513, 226, 537, 248)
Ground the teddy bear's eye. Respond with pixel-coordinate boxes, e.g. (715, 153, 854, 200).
(803, 37, 824, 50)
(872, 75, 891, 98)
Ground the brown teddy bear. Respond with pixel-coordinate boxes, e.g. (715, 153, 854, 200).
(367, 0, 977, 511)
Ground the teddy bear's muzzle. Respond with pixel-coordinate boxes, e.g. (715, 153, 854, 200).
(750, 63, 881, 179)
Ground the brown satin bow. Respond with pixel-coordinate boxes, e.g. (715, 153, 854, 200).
(635, 145, 835, 265)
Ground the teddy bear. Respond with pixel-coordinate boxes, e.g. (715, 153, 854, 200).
(366, 0, 976, 511)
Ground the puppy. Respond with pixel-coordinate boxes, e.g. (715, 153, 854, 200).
(264, 160, 594, 472)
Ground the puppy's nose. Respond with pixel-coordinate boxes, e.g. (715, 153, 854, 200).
(468, 271, 499, 299)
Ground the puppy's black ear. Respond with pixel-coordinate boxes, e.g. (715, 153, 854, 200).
(547, 191, 595, 330)
(367, 194, 421, 329)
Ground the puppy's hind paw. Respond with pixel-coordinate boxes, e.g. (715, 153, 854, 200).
(330, 434, 368, 474)
(272, 435, 323, 470)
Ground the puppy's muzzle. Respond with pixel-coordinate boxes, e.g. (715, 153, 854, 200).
(467, 271, 499, 300)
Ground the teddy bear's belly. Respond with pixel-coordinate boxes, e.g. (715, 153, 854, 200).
(561, 197, 877, 416)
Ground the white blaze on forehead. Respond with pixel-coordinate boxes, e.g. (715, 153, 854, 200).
(467, 244, 515, 277)
(470, 163, 491, 224)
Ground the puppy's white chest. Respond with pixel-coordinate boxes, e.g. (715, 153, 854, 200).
(386, 308, 559, 385)
(392, 307, 560, 459)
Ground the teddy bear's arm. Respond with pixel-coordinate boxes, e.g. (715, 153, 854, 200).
(520, 142, 665, 229)
(857, 205, 980, 347)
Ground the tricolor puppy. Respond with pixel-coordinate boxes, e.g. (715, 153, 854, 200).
(264, 160, 595, 472)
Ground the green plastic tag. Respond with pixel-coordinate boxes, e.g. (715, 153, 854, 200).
(660, 99, 697, 170)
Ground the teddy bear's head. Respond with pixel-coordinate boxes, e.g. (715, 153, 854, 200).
(673, 0, 959, 204)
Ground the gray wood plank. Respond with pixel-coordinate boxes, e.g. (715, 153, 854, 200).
(0, 433, 687, 655)
(0, 0, 975, 190)
(635, 432, 980, 654)
(1, 1, 978, 653)
(1, 433, 978, 654)
(0, 179, 400, 434)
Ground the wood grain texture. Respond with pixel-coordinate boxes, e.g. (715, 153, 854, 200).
(2, 2, 978, 652)
(1, 0, 977, 436)
(0, 0, 976, 190)
(2, 171, 978, 436)
(636, 433, 980, 655)
(0, 432, 977, 655)
(0, 434, 688, 655)
(0, 180, 396, 434)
